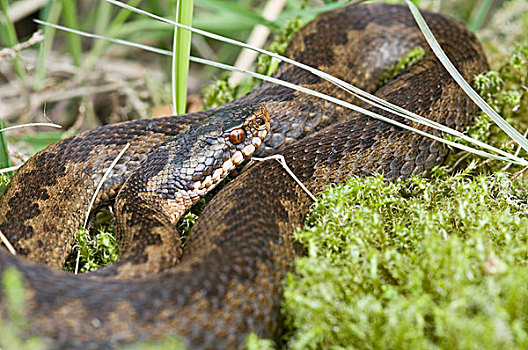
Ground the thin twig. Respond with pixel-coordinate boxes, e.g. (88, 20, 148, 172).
(0, 122, 62, 133)
(0, 229, 16, 255)
(0, 165, 21, 173)
(83, 143, 130, 229)
(252, 155, 317, 202)
(510, 166, 528, 182)
(0, 30, 44, 59)
(447, 152, 470, 172)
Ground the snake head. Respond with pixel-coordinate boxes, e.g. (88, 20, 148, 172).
(182, 104, 270, 194)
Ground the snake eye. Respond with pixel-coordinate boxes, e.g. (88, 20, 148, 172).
(229, 128, 246, 145)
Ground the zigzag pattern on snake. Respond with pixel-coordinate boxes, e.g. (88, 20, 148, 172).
(0, 3, 488, 349)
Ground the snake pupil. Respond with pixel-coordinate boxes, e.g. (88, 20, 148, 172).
(230, 129, 246, 145)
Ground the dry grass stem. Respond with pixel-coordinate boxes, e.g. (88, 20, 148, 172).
(0, 30, 44, 60)
(252, 155, 317, 202)
(0, 165, 21, 174)
(83, 142, 130, 229)
(510, 166, 528, 182)
(0, 229, 16, 255)
(228, 0, 287, 87)
(0, 122, 61, 133)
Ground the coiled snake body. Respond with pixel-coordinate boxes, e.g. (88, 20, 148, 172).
(0, 3, 488, 349)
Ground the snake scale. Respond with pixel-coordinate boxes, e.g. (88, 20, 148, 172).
(0, 3, 488, 349)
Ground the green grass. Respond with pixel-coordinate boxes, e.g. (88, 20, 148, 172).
(0, 120, 12, 195)
(172, 0, 195, 115)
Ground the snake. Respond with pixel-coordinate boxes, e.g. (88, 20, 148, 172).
(0, 3, 488, 349)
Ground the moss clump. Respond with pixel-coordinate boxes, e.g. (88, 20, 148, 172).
(279, 41, 528, 349)
(444, 44, 528, 173)
(0, 173, 10, 194)
(245, 333, 275, 350)
(201, 74, 238, 109)
(284, 169, 528, 349)
(255, 18, 303, 76)
(378, 46, 425, 88)
(63, 212, 119, 273)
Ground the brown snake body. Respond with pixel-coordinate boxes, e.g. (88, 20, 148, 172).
(0, 3, 488, 349)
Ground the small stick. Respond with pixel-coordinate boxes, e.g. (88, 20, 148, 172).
(252, 155, 317, 202)
(510, 165, 528, 182)
(0, 165, 21, 174)
(0, 229, 16, 255)
(0, 30, 44, 59)
(0, 122, 62, 133)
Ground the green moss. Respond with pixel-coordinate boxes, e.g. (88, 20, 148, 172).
(283, 169, 528, 349)
(378, 46, 426, 88)
(255, 18, 303, 76)
(280, 20, 528, 350)
(63, 212, 119, 273)
(0, 173, 10, 193)
(120, 335, 186, 350)
(444, 44, 528, 172)
(201, 74, 238, 109)
(245, 333, 275, 350)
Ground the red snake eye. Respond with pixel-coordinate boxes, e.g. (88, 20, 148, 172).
(229, 128, 246, 145)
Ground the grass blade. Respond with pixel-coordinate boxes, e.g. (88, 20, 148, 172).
(172, 0, 194, 115)
(406, 0, 528, 154)
(0, 119, 12, 194)
(84, 0, 142, 70)
(0, 120, 11, 171)
(60, 0, 82, 66)
(468, 0, 494, 32)
(33, 19, 528, 166)
(34, 0, 62, 89)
